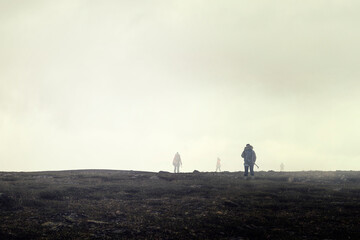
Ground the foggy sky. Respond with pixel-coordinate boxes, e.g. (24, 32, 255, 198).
(1, 1, 360, 172)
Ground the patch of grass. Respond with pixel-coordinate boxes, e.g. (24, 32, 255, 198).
(1, 177, 18, 181)
(0, 193, 18, 210)
(21, 199, 46, 208)
(38, 190, 64, 200)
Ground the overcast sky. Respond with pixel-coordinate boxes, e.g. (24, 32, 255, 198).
(1, 1, 359, 172)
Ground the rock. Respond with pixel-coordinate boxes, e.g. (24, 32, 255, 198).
(193, 170, 200, 173)
(87, 220, 109, 225)
(62, 212, 87, 223)
(224, 200, 239, 207)
(42, 222, 65, 231)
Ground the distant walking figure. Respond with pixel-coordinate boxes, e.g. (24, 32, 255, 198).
(216, 157, 221, 172)
(280, 163, 285, 172)
(241, 144, 257, 178)
(173, 152, 182, 173)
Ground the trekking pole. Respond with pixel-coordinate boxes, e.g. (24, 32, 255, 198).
(254, 163, 259, 169)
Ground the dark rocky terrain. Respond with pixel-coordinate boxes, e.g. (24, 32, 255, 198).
(0, 170, 359, 239)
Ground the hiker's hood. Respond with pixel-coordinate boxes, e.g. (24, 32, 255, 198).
(244, 145, 253, 150)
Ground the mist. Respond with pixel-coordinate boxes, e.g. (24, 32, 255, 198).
(1, 1, 360, 172)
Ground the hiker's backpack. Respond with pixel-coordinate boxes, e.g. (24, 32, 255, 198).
(245, 150, 253, 161)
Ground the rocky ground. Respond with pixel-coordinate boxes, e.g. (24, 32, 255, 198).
(0, 170, 359, 239)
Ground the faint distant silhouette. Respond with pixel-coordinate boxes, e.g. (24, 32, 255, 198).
(241, 144, 257, 178)
(216, 157, 221, 172)
(280, 162, 285, 172)
(173, 152, 182, 173)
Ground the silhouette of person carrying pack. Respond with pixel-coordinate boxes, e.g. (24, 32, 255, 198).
(216, 157, 221, 172)
(241, 144, 256, 178)
(173, 152, 182, 173)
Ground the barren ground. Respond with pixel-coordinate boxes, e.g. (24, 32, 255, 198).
(0, 170, 359, 239)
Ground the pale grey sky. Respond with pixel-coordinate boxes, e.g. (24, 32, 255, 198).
(1, 1, 359, 172)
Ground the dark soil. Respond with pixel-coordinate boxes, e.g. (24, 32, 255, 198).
(0, 170, 359, 239)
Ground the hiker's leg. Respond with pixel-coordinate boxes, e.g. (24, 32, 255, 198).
(250, 165, 254, 176)
(244, 166, 249, 176)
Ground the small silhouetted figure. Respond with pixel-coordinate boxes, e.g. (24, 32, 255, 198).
(173, 152, 182, 173)
(241, 144, 257, 177)
(216, 157, 221, 172)
(280, 163, 285, 172)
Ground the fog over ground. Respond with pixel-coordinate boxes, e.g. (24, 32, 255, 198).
(1, 1, 359, 172)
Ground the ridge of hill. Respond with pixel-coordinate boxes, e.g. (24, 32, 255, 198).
(1, 170, 359, 239)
